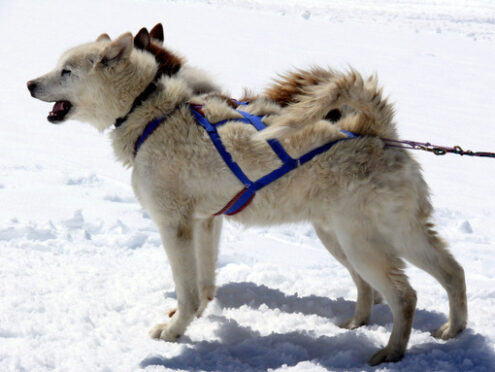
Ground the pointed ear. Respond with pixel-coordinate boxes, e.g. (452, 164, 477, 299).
(150, 23, 164, 44)
(134, 28, 150, 50)
(101, 32, 133, 66)
(96, 33, 111, 42)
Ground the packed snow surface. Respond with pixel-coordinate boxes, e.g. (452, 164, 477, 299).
(1, 0, 495, 371)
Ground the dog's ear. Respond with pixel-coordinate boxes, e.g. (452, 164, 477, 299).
(134, 27, 150, 50)
(96, 33, 111, 42)
(100, 32, 133, 66)
(150, 23, 164, 44)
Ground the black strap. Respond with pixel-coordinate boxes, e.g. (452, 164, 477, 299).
(114, 74, 160, 128)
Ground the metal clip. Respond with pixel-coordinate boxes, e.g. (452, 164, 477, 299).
(432, 147, 447, 155)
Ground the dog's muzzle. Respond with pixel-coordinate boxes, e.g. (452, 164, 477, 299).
(27, 80, 37, 97)
(27, 80, 73, 124)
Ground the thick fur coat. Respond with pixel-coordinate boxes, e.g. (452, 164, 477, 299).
(27, 26, 467, 366)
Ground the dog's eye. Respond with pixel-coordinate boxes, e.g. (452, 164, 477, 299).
(61, 69, 72, 77)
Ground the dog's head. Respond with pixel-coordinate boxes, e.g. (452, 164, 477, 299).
(27, 32, 158, 131)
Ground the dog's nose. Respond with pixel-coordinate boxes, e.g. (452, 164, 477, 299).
(27, 80, 37, 95)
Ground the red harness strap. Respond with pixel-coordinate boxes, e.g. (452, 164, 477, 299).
(213, 187, 255, 216)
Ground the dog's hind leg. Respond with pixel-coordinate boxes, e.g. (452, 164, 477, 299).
(150, 220, 200, 341)
(400, 224, 467, 340)
(313, 223, 378, 329)
(194, 216, 223, 317)
(333, 221, 417, 366)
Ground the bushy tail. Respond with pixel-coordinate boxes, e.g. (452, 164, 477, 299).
(256, 69, 397, 142)
(264, 67, 336, 107)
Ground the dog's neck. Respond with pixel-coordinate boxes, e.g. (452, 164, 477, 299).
(110, 75, 194, 168)
(113, 70, 163, 128)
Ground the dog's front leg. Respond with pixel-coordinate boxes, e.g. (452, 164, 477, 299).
(150, 221, 200, 341)
(194, 216, 223, 317)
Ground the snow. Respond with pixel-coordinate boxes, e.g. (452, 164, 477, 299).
(1, 0, 495, 371)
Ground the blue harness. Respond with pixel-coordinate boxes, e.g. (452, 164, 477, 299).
(189, 102, 359, 216)
(134, 101, 358, 216)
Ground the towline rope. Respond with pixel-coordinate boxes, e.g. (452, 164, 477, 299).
(382, 138, 495, 158)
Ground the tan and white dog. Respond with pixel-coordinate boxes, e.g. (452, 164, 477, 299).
(27, 26, 467, 366)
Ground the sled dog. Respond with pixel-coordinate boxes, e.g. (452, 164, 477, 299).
(27, 25, 467, 365)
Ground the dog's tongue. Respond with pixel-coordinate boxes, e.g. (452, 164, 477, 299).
(48, 100, 72, 123)
(52, 101, 70, 113)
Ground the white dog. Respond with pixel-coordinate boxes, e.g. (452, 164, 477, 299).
(27, 26, 467, 365)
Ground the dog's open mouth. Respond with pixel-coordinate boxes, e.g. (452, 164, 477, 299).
(48, 100, 72, 123)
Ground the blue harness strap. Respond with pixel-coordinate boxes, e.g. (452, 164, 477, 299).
(134, 106, 183, 155)
(190, 103, 359, 216)
(134, 117, 166, 154)
(190, 105, 254, 188)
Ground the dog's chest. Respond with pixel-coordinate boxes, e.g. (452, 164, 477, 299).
(130, 157, 178, 212)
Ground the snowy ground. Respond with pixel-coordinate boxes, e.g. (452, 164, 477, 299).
(1, 0, 495, 371)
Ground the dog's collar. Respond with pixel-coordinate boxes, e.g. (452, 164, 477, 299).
(114, 71, 162, 128)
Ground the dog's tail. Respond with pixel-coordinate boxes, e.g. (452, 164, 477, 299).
(255, 69, 397, 142)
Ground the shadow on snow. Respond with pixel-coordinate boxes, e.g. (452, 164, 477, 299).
(142, 282, 495, 372)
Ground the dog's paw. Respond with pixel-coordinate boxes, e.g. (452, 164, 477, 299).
(338, 317, 367, 330)
(197, 295, 214, 318)
(197, 285, 215, 318)
(149, 323, 181, 341)
(432, 321, 465, 340)
(368, 346, 404, 366)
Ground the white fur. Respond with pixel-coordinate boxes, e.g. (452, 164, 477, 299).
(28, 32, 467, 366)
(177, 65, 221, 95)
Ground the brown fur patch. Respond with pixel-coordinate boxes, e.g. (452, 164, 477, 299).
(176, 223, 193, 240)
(148, 42, 183, 77)
(264, 67, 335, 106)
(134, 27, 183, 77)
